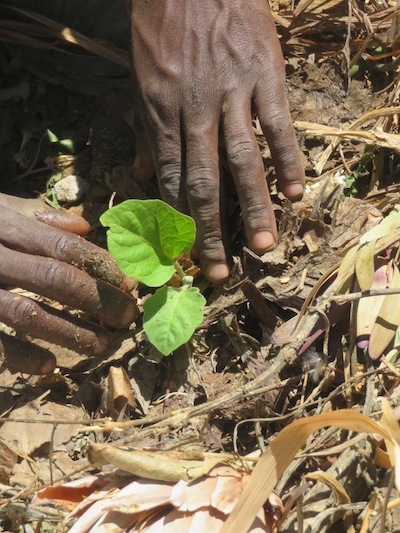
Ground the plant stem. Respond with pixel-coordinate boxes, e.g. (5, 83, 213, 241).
(174, 260, 186, 280)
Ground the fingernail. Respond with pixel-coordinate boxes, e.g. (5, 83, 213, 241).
(251, 230, 276, 253)
(286, 182, 304, 200)
(206, 263, 230, 283)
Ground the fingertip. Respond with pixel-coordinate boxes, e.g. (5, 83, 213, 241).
(282, 181, 304, 201)
(93, 331, 110, 355)
(119, 300, 139, 328)
(34, 209, 91, 236)
(39, 354, 57, 374)
(251, 230, 276, 253)
(205, 263, 230, 284)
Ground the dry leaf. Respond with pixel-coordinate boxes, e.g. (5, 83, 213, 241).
(355, 240, 376, 291)
(220, 410, 391, 533)
(88, 443, 225, 483)
(106, 366, 135, 417)
(34, 466, 274, 532)
(369, 264, 400, 359)
(0, 438, 17, 483)
(356, 263, 390, 349)
(0, 401, 86, 455)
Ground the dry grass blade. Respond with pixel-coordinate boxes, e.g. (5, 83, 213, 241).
(312, 107, 400, 175)
(0, 5, 129, 68)
(304, 471, 350, 504)
(220, 411, 390, 533)
(295, 121, 400, 155)
(293, 0, 345, 17)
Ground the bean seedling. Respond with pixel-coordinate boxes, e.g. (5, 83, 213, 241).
(100, 200, 206, 355)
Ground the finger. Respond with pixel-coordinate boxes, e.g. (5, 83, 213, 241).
(34, 210, 91, 236)
(184, 115, 230, 283)
(223, 97, 277, 254)
(0, 289, 109, 356)
(141, 106, 189, 214)
(0, 332, 56, 374)
(254, 74, 305, 200)
(0, 245, 137, 329)
(0, 193, 91, 236)
(0, 205, 131, 291)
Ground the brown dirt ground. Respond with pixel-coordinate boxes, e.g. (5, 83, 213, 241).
(1, 1, 400, 531)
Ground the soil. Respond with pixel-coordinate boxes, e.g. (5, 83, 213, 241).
(1, 1, 400, 532)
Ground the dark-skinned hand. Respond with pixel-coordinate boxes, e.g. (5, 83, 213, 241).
(0, 193, 137, 375)
(131, 0, 305, 283)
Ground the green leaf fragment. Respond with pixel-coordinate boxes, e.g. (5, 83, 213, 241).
(143, 286, 206, 355)
(47, 129, 59, 143)
(100, 200, 196, 286)
(59, 139, 75, 153)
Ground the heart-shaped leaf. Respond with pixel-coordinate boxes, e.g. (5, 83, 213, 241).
(143, 286, 206, 355)
(100, 200, 196, 286)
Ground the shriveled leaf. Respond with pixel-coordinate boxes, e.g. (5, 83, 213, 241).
(143, 286, 206, 355)
(355, 240, 376, 291)
(35, 466, 271, 533)
(106, 366, 135, 417)
(220, 410, 390, 533)
(369, 264, 400, 359)
(88, 443, 223, 483)
(32, 474, 113, 511)
(100, 200, 196, 286)
(171, 476, 219, 512)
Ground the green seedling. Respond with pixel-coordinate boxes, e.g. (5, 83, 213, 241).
(47, 129, 75, 153)
(100, 200, 206, 355)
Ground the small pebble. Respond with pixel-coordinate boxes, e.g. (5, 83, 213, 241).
(54, 175, 91, 204)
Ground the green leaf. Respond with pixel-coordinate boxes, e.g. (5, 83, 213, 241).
(143, 286, 206, 355)
(47, 129, 59, 143)
(100, 200, 196, 286)
(59, 139, 75, 153)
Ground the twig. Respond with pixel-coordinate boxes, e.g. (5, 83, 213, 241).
(330, 287, 400, 303)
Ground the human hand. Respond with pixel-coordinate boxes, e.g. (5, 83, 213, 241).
(0, 193, 137, 374)
(131, 0, 305, 283)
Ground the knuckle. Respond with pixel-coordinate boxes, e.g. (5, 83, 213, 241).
(53, 233, 74, 256)
(266, 113, 292, 138)
(228, 140, 258, 168)
(245, 199, 269, 219)
(42, 231, 75, 259)
(41, 261, 68, 292)
(159, 164, 182, 200)
(4, 296, 37, 327)
(199, 230, 225, 260)
(187, 173, 217, 204)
